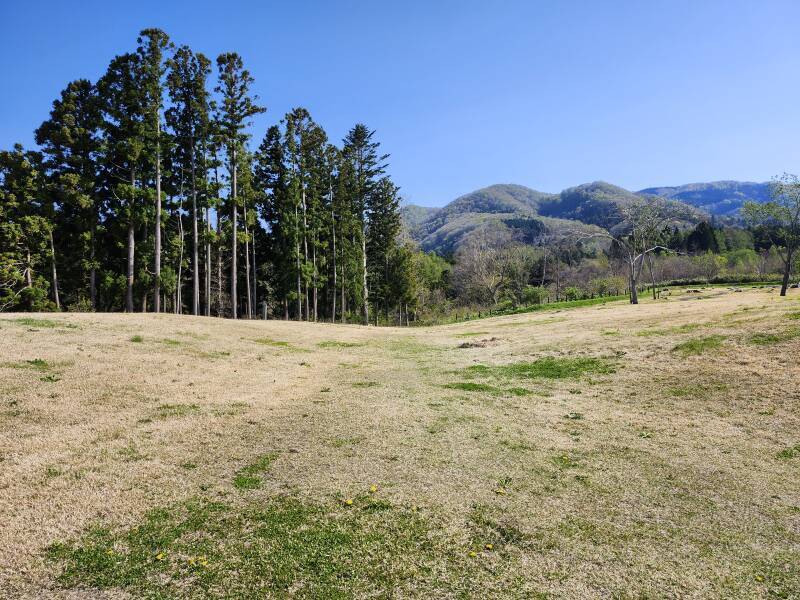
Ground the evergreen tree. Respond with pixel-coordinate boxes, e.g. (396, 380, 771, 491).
(166, 45, 211, 315)
(341, 124, 388, 324)
(97, 52, 146, 312)
(34, 79, 103, 309)
(214, 52, 265, 319)
(137, 28, 171, 312)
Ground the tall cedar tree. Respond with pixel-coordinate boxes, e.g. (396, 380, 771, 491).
(35, 79, 103, 309)
(341, 124, 388, 324)
(137, 29, 171, 312)
(166, 45, 211, 315)
(97, 52, 146, 312)
(214, 53, 265, 319)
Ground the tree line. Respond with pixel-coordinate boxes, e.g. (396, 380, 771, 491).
(0, 28, 419, 323)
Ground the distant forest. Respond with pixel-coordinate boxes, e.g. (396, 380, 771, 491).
(2, 30, 798, 322)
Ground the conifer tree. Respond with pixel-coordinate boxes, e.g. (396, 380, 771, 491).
(97, 52, 146, 312)
(214, 53, 265, 319)
(137, 29, 171, 312)
(341, 124, 388, 324)
(167, 45, 211, 315)
(35, 79, 103, 308)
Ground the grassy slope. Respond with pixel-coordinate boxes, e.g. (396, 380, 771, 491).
(1, 288, 799, 598)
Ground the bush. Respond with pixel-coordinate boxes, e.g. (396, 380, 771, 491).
(563, 286, 582, 301)
(522, 286, 548, 305)
(68, 297, 94, 312)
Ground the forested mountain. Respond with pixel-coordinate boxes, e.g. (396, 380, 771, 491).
(403, 181, 702, 253)
(637, 181, 770, 216)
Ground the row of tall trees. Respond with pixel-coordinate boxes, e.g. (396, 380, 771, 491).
(0, 29, 415, 323)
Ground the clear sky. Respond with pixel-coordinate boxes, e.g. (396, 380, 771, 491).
(2, 1, 799, 206)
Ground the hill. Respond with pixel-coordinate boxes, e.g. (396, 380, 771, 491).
(638, 181, 770, 216)
(402, 181, 703, 253)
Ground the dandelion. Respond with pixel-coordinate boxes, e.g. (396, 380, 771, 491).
(344, 498, 353, 506)
(155, 552, 166, 561)
(105, 549, 114, 556)
(484, 543, 493, 550)
(369, 484, 378, 493)
(494, 487, 506, 495)
(468, 551, 477, 558)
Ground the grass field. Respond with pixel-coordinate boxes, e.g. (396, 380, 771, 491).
(1, 287, 799, 598)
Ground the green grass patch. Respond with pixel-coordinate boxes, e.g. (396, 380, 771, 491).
(454, 331, 490, 338)
(498, 357, 614, 380)
(786, 312, 800, 320)
(233, 452, 279, 490)
(317, 340, 366, 348)
(637, 323, 701, 337)
(3, 317, 76, 329)
(351, 381, 380, 388)
(777, 443, 800, 460)
(748, 328, 800, 346)
(671, 335, 725, 357)
(130, 335, 144, 343)
(442, 382, 500, 393)
(155, 403, 200, 419)
(45, 494, 472, 598)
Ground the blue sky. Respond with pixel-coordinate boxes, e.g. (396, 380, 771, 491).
(2, 0, 799, 206)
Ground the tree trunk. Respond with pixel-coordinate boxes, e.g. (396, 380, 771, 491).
(244, 203, 252, 319)
(205, 207, 211, 316)
(361, 222, 369, 325)
(89, 214, 96, 310)
(177, 203, 184, 315)
(295, 204, 302, 321)
(312, 237, 318, 322)
(126, 168, 136, 313)
(331, 200, 337, 323)
(216, 207, 223, 316)
(191, 139, 199, 316)
(252, 225, 257, 319)
(646, 253, 657, 300)
(154, 124, 162, 313)
(230, 147, 238, 319)
(49, 229, 60, 310)
(629, 262, 639, 305)
(302, 189, 309, 321)
(780, 250, 793, 296)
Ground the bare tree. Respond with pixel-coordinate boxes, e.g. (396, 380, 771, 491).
(569, 197, 675, 304)
(743, 173, 800, 296)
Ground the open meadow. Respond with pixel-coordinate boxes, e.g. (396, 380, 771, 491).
(1, 287, 799, 598)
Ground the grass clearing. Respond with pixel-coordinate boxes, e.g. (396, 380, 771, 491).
(2, 288, 799, 598)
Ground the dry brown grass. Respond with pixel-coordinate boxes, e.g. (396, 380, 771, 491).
(1, 287, 799, 598)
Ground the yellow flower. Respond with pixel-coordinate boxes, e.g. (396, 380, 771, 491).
(494, 487, 506, 495)
(484, 543, 493, 550)
(468, 551, 477, 558)
(106, 549, 114, 556)
(369, 484, 378, 493)
(155, 552, 166, 561)
(344, 498, 353, 506)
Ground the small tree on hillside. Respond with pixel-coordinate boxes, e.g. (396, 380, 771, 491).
(742, 173, 800, 296)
